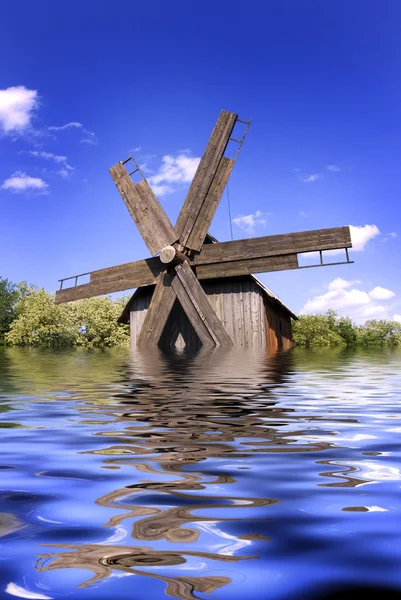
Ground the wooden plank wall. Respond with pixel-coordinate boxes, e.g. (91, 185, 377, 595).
(129, 292, 151, 347)
(201, 278, 267, 347)
(129, 277, 293, 350)
(264, 297, 293, 352)
(130, 278, 282, 348)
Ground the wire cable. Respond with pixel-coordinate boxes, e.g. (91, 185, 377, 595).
(227, 182, 234, 241)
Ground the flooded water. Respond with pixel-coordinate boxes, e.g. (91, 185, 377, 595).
(0, 346, 400, 600)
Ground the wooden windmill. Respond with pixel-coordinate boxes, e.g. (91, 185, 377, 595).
(56, 110, 352, 349)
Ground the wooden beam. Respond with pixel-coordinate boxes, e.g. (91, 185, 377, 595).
(170, 278, 215, 349)
(172, 261, 233, 347)
(193, 226, 352, 266)
(175, 111, 237, 251)
(55, 277, 147, 304)
(109, 163, 177, 256)
(195, 254, 299, 279)
(55, 258, 164, 304)
(185, 156, 234, 252)
(90, 257, 163, 285)
(136, 272, 176, 347)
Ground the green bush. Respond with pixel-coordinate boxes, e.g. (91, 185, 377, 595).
(292, 312, 345, 347)
(293, 310, 401, 348)
(0, 278, 31, 344)
(5, 288, 130, 348)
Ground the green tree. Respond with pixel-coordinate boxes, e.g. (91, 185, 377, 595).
(0, 278, 30, 344)
(5, 289, 130, 348)
(293, 310, 401, 348)
(5, 289, 76, 346)
(70, 296, 130, 348)
(356, 319, 401, 347)
(293, 312, 345, 347)
(336, 315, 357, 346)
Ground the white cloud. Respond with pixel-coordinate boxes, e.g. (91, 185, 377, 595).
(302, 174, 321, 183)
(148, 152, 200, 196)
(48, 121, 82, 131)
(139, 162, 153, 175)
(6, 582, 51, 599)
(56, 168, 69, 178)
(150, 183, 175, 196)
(0, 86, 38, 133)
(349, 224, 380, 251)
(29, 150, 67, 163)
(359, 304, 390, 319)
(129, 146, 141, 153)
(326, 165, 341, 172)
(29, 151, 74, 177)
(301, 278, 397, 323)
(328, 277, 361, 291)
(48, 121, 98, 145)
(80, 129, 97, 145)
(394, 315, 401, 324)
(303, 288, 371, 313)
(369, 286, 396, 300)
(1, 171, 48, 193)
(232, 210, 268, 235)
(382, 231, 397, 242)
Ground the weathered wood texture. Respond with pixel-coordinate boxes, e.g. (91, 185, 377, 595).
(55, 253, 298, 304)
(109, 162, 177, 255)
(170, 275, 216, 349)
(136, 272, 176, 347)
(129, 276, 292, 349)
(172, 261, 233, 347)
(194, 227, 351, 265)
(264, 298, 293, 352)
(195, 254, 299, 279)
(184, 156, 234, 252)
(201, 278, 268, 347)
(129, 290, 152, 345)
(175, 110, 237, 251)
(55, 258, 164, 304)
(55, 226, 351, 304)
(90, 257, 163, 285)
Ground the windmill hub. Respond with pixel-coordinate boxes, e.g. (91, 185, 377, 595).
(160, 246, 177, 264)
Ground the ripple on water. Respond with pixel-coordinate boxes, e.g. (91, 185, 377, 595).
(0, 346, 400, 599)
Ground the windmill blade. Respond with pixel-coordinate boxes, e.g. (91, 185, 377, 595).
(194, 227, 352, 265)
(109, 162, 177, 256)
(137, 272, 176, 347)
(170, 276, 215, 349)
(171, 261, 233, 348)
(55, 257, 164, 304)
(193, 226, 352, 279)
(175, 110, 238, 252)
(184, 156, 235, 252)
(195, 254, 300, 279)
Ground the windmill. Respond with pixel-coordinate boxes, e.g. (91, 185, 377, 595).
(55, 110, 352, 349)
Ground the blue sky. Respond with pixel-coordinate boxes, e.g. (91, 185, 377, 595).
(1, 0, 400, 322)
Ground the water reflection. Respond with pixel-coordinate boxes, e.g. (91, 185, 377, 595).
(37, 543, 248, 596)
(0, 347, 401, 599)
